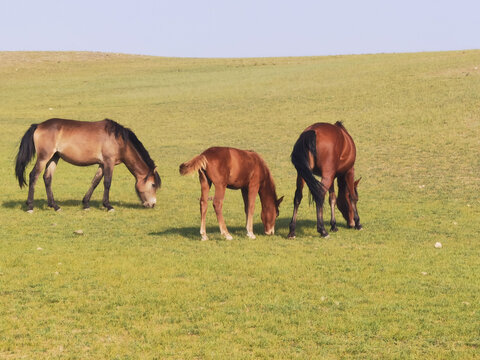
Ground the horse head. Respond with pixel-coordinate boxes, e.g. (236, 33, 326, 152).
(262, 195, 284, 235)
(337, 178, 360, 227)
(135, 168, 161, 208)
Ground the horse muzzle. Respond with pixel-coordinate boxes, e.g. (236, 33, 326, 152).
(143, 199, 156, 208)
(264, 228, 275, 235)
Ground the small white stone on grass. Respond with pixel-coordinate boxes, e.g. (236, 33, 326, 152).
(434, 242, 442, 249)
(37, 247, 43, 251)
(421, 272, 428, 276)
(74, 229, 84, 235)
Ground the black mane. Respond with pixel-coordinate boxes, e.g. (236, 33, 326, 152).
(104, 119, 161, 187)
(335, 121, 347, 130)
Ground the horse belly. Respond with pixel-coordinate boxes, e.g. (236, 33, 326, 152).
(226, 184, 242, 190)
(57, 143, 102, 166)
(227, 171, 251, 189)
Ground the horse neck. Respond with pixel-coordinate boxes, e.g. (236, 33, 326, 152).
(122, 140, 150, 180)
(258, 170, 276, 208)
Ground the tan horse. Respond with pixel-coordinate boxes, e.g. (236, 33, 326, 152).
(288, 121, 361, 238)
(15, 118, 161, 212)
(179, 147, 283, 240)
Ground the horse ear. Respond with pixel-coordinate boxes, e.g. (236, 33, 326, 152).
(354, 177, 362, 187)
(276, 196, 284, 206)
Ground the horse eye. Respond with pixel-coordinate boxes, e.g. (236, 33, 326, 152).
(152, 183, 156, 188)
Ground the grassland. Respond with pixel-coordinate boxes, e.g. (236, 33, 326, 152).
(0, 50, 479, 359)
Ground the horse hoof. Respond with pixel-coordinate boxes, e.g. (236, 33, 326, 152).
(224, 234, 233, 241)
(201, 235, 209, 241)
(247, 233, 256, 239)
(55, 207, 61, 212)
(107, 208, 115, 213)
(330, 227, 338, 232)
(26, 209, 34, 214)
(319, 230, 329, 238)
(83, 207, 90, 211)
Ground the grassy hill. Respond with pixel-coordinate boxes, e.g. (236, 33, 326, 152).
(0, 50, 479, 358)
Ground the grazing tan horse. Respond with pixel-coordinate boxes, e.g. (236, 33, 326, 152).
(179, 147, 283, 240)
(288, 121, 361, 238)
(15, 118, 161, 212)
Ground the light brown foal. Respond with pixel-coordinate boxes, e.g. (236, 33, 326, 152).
(180, 147, 283, 240)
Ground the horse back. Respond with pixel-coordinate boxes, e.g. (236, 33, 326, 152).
(35, 118, 121, 166)
(202, 147, 263, 189)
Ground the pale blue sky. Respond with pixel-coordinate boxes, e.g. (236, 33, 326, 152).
(0, 0, 478, 57)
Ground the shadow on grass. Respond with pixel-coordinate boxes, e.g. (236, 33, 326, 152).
(2, 199, 142, 211)
(275, 216, 351, 230)
(150, 225, 248, 240)
(275, 216, 350, 236)
(150, 217, 351, 239)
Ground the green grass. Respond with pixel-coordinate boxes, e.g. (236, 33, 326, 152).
(1, 50, 479, 359)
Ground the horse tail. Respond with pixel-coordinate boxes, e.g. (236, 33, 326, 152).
(15, 124, 38, 188)
(291, 130, 325, 201)
(179, 154, 208, 176)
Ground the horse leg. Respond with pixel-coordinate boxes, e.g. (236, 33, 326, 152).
(288, 175, 305, 238)
(242, 185, 258, 239)
(102, 164, 115, 212)
(43, 153, 61, 211)
(345, 169, 362, 230)
(241, 187, 249, 221)
(328, 183, 338, 232)
(82, 166, 104, 209)
(26, 150, 55, 212)
(199, 171, 210, 241)
(241, 188, 251, 238)
(212, 184, 232, 240)
(315, 175, 333, 238)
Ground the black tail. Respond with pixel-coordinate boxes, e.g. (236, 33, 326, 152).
(15, 124, 37, 188)
(291, 130, 325, 201)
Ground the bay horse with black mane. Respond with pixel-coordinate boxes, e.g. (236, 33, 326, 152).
(15, 118, 161, 212)
(288, 121, 362, 238)
(179, 147, 283, 241)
